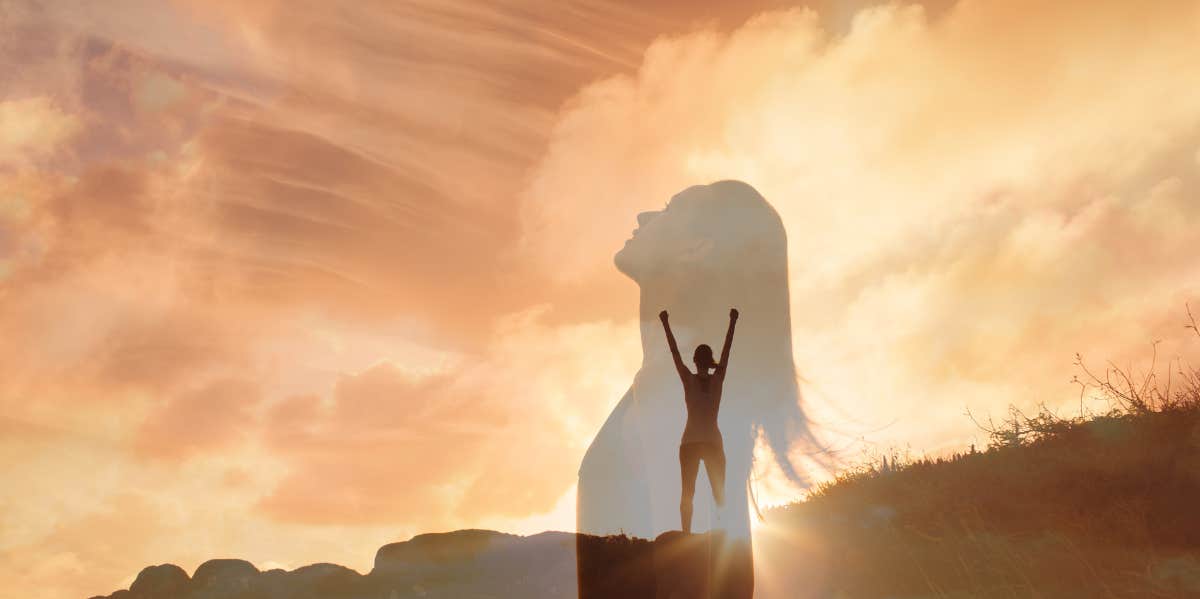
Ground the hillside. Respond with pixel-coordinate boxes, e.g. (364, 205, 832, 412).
(90, 402, 1200, 599)
(91, 529, 572, 599)
(91, 333, 1200, 599)
(756, 402, 1200, 598)
(88, 529, 746, 599)
(754, 324, 1200, 598)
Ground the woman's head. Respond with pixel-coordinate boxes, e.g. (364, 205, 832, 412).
(615, 180, 786, 283)
(693, 344, 715, 372)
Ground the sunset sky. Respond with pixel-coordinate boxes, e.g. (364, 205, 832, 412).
(4, 1, 1200, 597)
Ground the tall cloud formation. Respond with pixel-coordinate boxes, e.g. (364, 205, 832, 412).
(3, 1, 1200, 598)
(521, 0, 1200, 457)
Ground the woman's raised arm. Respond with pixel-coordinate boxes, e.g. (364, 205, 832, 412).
(659, 310, 690, 379)
(716, 308, 738, 377)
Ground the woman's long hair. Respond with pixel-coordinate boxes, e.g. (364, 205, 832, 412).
(681, 180, 824, 493)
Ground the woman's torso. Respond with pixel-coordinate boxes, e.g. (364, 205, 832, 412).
(681, 371, 724, 446)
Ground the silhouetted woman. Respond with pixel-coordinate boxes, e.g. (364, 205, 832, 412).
(659, 308, 738, 534)
(578, 179, 828, 542)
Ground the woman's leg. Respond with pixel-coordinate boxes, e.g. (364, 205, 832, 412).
(703, 443, 727, 508)
(679, 444, 701, 533)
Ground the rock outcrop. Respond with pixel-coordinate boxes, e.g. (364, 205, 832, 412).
(128, 564, 189, 596)
(90, 529, 747, 599)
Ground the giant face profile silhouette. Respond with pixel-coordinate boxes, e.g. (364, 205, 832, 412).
(579, 180, 821, 542)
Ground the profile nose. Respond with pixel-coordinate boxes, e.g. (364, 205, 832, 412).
(636, 210, 661, 227)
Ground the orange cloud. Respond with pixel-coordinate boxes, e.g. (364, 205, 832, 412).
(517, 0, 1200, 458)
(135, 378, 261, 459)
(0, 493, 170, 599)
(259, 311, 638, 526)
(0, 97, 81, 168)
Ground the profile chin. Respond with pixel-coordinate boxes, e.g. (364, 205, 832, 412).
(613, 247, 639, 279)
(613, 249, 630, 271)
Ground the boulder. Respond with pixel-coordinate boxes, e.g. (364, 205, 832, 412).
(192, 558, 259, 592)
(128, 563, 190, 597)
(372, 529, 518, 576)
(287, 563, 363, 595)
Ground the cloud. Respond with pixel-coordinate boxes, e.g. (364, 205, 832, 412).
(517, 0, 1200, 459)
(135, 378, 261, 459)
(259, 310, 639, 526)
(0, 493, 169, 599)
(521, 1, 1200, 281)
(0, 97, 81, 168)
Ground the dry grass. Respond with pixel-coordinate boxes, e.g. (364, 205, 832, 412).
(759, 307, 1200, 598)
